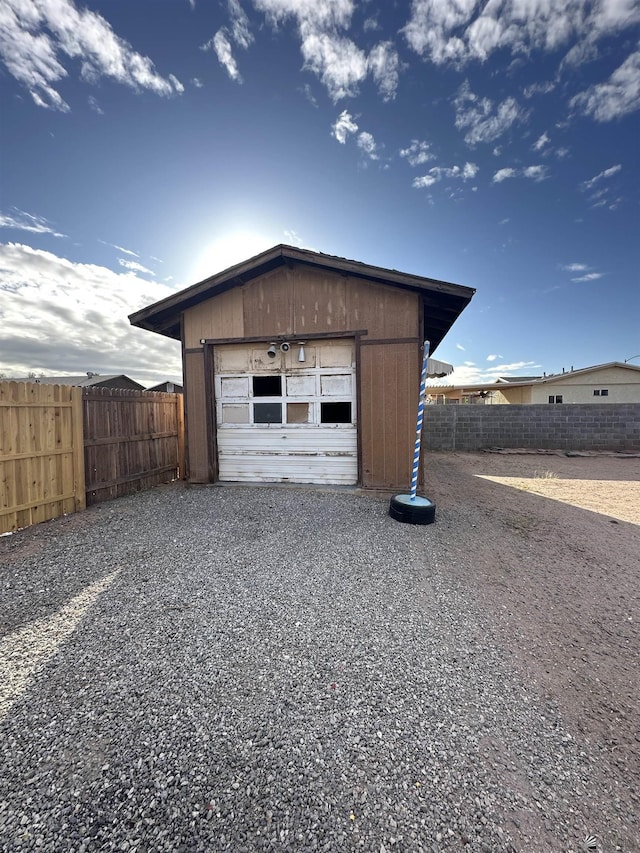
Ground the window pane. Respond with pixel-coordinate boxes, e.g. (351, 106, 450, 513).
(253, 375, 282, 397)
(222, 404, 249, 423)
(601, 389, 609, 396)
(287, 402, 310, 424)
(321, 402, 352, 423)
(593, 390, 600, 396)
(548, 396, 554, 404)
(555, 395, 563, 404)
(254, 402, 282, 423)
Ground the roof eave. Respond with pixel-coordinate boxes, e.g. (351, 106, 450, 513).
(129, 244, 476, 343)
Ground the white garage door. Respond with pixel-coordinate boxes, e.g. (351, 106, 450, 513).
(215, 340, 357, 484)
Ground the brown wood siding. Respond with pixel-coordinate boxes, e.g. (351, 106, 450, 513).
(347, 280, 419, 340)
(184, 350, 210, 482)
(290, 266, 348, 334)
(360, 343, 418, 489)
(243, 266, 294, 337)
(183, 264, 420, 349)
(183, 287, 245, 349)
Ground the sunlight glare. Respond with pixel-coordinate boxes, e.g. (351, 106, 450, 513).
(190, 232, 275, 282)
(0, 569, 121, 720)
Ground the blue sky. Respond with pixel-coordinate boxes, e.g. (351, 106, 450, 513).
(1, 0, 638, 388)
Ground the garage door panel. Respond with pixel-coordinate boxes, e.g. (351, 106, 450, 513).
(215, 339, 357, 484)
(218, 428, 357, 483)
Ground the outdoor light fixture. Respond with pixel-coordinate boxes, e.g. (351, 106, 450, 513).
(280, 341, 291, 353)
(297, 342, 306, 363)
(267, 343, 277, 358)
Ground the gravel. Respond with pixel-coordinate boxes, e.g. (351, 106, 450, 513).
(0, 484, 628, 852)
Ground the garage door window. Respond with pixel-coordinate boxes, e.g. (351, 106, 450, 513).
(218, 374, 353, 426)
(321, 401, 352, 423)
(254, 402, 282, 423)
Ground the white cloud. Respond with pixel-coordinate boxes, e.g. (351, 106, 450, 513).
(486, 353, 503, 361)
(571, 271, 604, 282)
(204, 30, 243, 82)
(428, 361, 542, 387)
(332, 109, 358, 143)
(456, 343, 465, 351)
(368, 41, 399, 101)
(283, 229, 303, 245)
(254, 0, 353, 30)
(454, 82, 526, 146)
(522, 165, 549, 181)
(0, 0, 182, 111)
(399, 140, 434, 166)
(533, 132, 550, 151)
(229, 0, 254, 49)
(88, 95, 104, 115)
(0, 243, 181, 386)
(581, 164, 622, 190)
(301, 31, 368, 100)
(561, 262, 588, 271)
(413, 162, 478, 189)
(192, 77, 204, 88)
(492, 165, 548, 182)
(499, 217, 510, 225)
(523, 80, 556, 99)
(413, 174, 438, 189)
(99, 240, 139, 257)
(571, 47, 640, 120)
(357, 131, 379, 160)
(559, 262, 604, 282)
(492, 168, 517, 183)
(254, 0, 397, 102)
(403, 0, 640, 90)
(118, 258, 155, 276)
(0, 209, 66, 238)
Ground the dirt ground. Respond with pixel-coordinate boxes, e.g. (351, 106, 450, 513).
(425, 450, 640, 835)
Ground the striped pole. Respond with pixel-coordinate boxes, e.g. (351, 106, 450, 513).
(410, 340, 430, 501)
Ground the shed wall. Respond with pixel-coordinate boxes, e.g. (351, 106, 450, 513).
(181, 265, 422, 489)
(183, 265, 419, 347)
(184, 350, 210, 482)
(360, 343, 418, 489)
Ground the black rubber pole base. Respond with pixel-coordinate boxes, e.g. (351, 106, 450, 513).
(389, 494, 436, 525)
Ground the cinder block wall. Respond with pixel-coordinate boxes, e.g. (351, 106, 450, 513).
(423, 403, 640, 452)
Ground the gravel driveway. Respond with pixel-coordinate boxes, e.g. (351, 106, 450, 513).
(0, 479, 636, 852)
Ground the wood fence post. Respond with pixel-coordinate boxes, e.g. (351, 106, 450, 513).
(177, 393, 186, 480)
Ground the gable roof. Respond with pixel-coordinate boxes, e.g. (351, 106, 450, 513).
(129, 244, 475, 353)
(495, 375, 542, 383)
(12, 374, 145, 389)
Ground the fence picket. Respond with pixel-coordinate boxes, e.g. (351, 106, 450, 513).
(0, 381, 184, 533)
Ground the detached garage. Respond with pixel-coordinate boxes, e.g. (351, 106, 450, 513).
(129, 245, 474, 490)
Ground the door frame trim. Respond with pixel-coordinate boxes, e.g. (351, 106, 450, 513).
(203, 331, 366, 485)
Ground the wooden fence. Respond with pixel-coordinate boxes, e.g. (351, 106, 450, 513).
(83, 388, 184, 506)
(0, 381, 184, 534)
(0, 382, 85, 534)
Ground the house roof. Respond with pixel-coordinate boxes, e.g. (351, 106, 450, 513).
(129, 244, 475, 354)
(11, 374, 145, 389)
(426, 362, 640, 393)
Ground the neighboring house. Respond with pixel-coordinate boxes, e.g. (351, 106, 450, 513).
(147, 381, 184, 393)
(426, 362, 640, 404)
(12, 373, 145, 390)
(130, 244, 474, 489)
